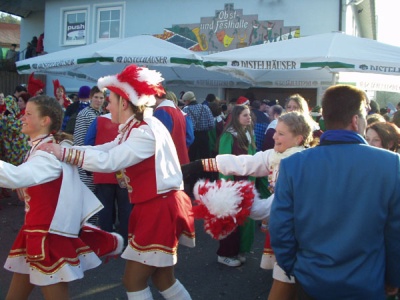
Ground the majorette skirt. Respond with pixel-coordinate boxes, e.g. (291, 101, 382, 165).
(121, 190, 195, 267)
(4, 226, 101, 286)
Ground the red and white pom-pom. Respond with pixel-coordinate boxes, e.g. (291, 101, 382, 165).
(192, 179, 258, 240)
(97, 64, 164, 107)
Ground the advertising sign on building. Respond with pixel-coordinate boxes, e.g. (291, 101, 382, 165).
(63, 10, 87, 45)
(154, 3, 300, 53)
(67, 21, 85, 41)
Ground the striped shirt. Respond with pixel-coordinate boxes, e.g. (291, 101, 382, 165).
(74, 106, 102, 193)
(74, 107, 102, 146)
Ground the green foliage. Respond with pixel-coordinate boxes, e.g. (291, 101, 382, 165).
(0, 12, 21, 24)
(1, 48, 6, 59)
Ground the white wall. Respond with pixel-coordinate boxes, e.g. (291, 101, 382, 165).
(20, 11, 45, 54)
(42, 0, 341, 53)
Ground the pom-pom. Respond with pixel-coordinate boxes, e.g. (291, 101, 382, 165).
(192, 179, 257, 240)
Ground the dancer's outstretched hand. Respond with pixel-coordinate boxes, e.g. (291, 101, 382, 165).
(37, 143, 62, 160)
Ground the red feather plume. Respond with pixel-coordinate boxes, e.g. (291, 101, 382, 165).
(28, 73, 45, 96)
(117, 65, 160, 97)
(53, 79, 61, 97)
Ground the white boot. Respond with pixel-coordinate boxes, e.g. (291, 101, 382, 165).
(159, 279, 191, 300)
(127, 287, 154, 300)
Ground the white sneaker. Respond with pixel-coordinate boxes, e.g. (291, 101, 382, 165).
(218, 256, 241, 267)
(237, 253, 246, 263)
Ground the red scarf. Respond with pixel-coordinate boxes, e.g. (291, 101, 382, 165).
(0, 104, 7, 114)
(17, 108, 25, 119)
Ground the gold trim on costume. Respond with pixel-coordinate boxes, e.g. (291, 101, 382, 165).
(24, 191, 31, 213)
(9, 248, 27, 256)
(23, 229, 48, 234)
(72, 150, 79, 165)
(27, 236, 46, 262)
(181, 230, 196, 239)
(63, 148, 85, 166)
(8, 234, 97, 275)
(29, 247, 94, 274)
(129, 236, 177, 255)
(77, 150, 84, 167)
(263, 248, 274, 255)
(80, 204, 104, 225)
(202, 158, 219, 172)
(66, 148, 73, 163)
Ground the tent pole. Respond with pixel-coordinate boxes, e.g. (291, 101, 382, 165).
(332, 72, 338, 85)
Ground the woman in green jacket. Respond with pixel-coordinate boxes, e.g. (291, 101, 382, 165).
(216, 104, 256, 267)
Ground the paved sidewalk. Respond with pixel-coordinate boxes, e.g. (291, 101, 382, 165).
(0, 192, 272, 299)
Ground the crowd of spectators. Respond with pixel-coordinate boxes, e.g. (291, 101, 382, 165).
(0, 33, 45, 67)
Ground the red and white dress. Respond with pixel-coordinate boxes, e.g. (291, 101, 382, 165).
(2, 135, 103, 286)
(75, 112, 195, 267)
(216, 146, 303, 278)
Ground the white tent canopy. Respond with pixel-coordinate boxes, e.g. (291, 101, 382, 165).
(18, 32, 400, 93)
(16, 35, 202, 78)
(203, 32, 400, 86)
(15, 35, 249, 88)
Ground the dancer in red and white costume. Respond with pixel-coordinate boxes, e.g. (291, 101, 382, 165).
(2, 95, 123, 300)
(40, 65, 195, 300)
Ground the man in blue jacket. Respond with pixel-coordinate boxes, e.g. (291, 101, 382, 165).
(270, 84, 400, 299)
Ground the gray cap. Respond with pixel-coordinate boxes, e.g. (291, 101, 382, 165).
(182, 91, 196, 102)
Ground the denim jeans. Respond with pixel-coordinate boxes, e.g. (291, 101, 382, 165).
(96, 184, 132, 244)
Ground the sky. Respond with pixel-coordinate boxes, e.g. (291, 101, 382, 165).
(376, 0, 400, 46)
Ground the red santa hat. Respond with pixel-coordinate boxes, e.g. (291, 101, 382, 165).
(192, 179, 257, 240)
(97, 64, 164, 107)
(27, 73, 45, 96)
(236, 96, 250, 106)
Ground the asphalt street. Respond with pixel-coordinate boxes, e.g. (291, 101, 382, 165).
(0, 192, 272, 299)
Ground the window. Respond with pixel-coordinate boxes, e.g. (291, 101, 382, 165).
(63, 9, 87, 45)
(97, 7, 122, 40)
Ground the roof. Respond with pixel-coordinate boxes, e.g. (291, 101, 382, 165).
(0, 0, 45, 18)
(0, 22, 20, 47)
(353, 0, 377, 39)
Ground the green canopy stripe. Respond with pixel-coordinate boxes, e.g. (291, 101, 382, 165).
(17, 64, 32, 72)
(77, 57, 114, 64)
(300, 62, 355, 69)
(170, 57, 203, 66)
(203, 61, 228, 68)
(337, 81, 357, 86)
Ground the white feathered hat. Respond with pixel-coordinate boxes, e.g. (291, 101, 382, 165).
(97, 64, 165, 107)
